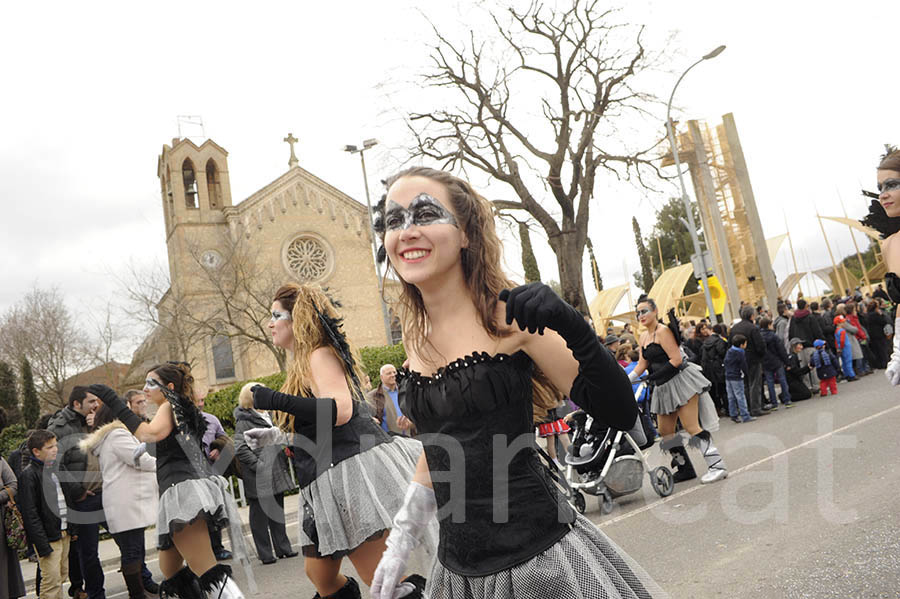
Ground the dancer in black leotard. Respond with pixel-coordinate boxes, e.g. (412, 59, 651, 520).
(88, 363, 251, 599)
(370, 167, 666, 599)
(242, 283, 429, 599)
(628, 296, 727, 485)
(861, 147, 900, 385)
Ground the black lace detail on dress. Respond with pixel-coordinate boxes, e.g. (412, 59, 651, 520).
(397, 350, 526, 386)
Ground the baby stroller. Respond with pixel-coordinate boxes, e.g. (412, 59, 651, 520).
(564, 382, 674, 514)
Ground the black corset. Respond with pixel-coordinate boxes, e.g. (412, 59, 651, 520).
(156, 431, 210, 493)
(399, 350, 574, 576)
(291, 400, 390, 488)
(886, 272, 900, 304)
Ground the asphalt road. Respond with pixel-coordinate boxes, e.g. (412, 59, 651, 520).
(82, 373, 899, 599)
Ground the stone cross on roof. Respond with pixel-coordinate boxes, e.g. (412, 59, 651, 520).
(284, 133, 299, 168)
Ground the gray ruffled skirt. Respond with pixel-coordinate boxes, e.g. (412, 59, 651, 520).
(426, 513, 667, 598)
(298, 435, 431, 557)
(650, 363, 719, 432)
(156, 476, 257, 591)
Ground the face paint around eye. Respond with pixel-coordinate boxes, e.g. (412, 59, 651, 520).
(878, 178, 900, 194)
(385, 193, 458, 231)
(271, 310, 292, 322)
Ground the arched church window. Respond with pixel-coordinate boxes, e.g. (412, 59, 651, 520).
(206, 160, 221, 209)
(283, 234, 334, 283)
(183, 159, 198, 209)
(389, 311, 403, 345)
(211, 323, 235, 380)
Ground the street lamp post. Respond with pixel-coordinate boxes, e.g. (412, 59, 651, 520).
(665, 45, 726, 322)
(344, 139, 393, 344)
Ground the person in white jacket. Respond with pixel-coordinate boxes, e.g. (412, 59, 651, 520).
(80, 405, 158, 599)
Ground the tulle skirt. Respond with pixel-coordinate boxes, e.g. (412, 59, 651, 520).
(650, 363, 720, 432)
(426, 513, 667, 598)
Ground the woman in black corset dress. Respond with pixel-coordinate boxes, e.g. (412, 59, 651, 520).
(370, 167, 665, 599)
(626, 296, 727, 485)
(242, 283, 429, 599)
(88, 363, 251, 599)
(861, 147, 900, 384)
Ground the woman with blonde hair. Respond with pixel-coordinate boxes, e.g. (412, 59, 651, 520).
(370, 167, 664, 598)
(88, 363, 253, 599)
(243, 284, 428, 599)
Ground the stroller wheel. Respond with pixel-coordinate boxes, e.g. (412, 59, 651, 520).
(599, 491, 614, 515)
(572, 492, 586, 514)
(650, 466, 675, 497)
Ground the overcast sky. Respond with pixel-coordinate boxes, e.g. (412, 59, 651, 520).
(2, 0, 898, 357)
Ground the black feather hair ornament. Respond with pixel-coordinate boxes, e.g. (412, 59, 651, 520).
(312, 295, 364, 402)
(666, 308, 684, 346)
(159, 384, 208, 440)
(860, 198, 900, 239)
(372, 193, 388, 264)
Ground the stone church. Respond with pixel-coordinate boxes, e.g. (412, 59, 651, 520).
(133, 136, 396, 392)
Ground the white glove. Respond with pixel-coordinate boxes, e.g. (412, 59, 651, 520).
(243, 427, 290, 450)
(627, 369, 641, 384)
(886, 317, 900, 386)
(132, 442, 147, 466)
(371, 482, 436, 599)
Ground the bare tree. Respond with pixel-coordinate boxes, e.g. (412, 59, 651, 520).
(117, 259, 204, 368)
(0, 287, 93, 409)
(409, 0, 667, 312)
(184, 235, 287, 372)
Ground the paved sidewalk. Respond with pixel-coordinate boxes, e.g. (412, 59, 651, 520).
(19, 498, 301, 586)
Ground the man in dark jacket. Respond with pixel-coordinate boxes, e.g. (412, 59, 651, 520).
(366, 364, 414, 436)
(785, 338, 813, 401)
(789, 299, 824, 390)
(47, 387, 105, 599)
(729, 306, 767, 417)
(760, 317, 793, 408)
(701, 324, 729, 415)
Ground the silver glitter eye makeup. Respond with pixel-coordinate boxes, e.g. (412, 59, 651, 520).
(384, 193, 458, 231)
(878, 178, 900, 194)
(271, 310, 292, 322)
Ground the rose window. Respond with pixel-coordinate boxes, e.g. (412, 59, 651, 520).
(285, 236, 330, 282)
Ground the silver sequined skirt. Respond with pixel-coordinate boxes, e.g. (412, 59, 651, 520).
(426, 513, 667, 598)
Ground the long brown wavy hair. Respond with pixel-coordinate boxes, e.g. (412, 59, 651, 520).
(271, 283, 367, 432)
(381, 167, 556, 414)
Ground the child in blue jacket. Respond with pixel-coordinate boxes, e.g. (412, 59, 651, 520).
(811, 339, 839, 396)
(724, 334, 755, 423)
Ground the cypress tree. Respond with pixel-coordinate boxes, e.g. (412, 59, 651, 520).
(518, 221, 542, 283)
(0, 361, 19, 425)
(633, 217, 654, 292)
(21, 357, 40, 429)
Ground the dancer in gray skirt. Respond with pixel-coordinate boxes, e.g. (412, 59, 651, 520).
(89, 363, 253, 599)
(370, 167, 666, 599)
(243, 283, 429, 599)
(627, 295, 727, 485)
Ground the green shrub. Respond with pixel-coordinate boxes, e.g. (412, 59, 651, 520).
(202, 343, 406, 433)
(0, 423, 27, 459)
(359, 343, 407, 387)
(204, 372, 286, 432)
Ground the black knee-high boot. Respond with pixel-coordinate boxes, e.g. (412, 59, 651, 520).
(312, 576, 361, 599)
(158, 566, 202, 599)
(198, 564, 244, 599)
(660, 436, 697, 483)
(121, 562, 147, 599)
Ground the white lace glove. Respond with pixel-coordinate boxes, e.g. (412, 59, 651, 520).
(243, 427, 290, 450)
(886, 317, 900, 386)
(371, 482, 436, 599)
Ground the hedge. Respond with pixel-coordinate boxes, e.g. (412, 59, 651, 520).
(203, 343, 407, 433)
(0, 423, 27, 459)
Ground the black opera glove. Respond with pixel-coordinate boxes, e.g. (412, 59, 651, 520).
(87, 384, 143, 434)
(499, 283, 637, 431)
(251, 385, 337, 427)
